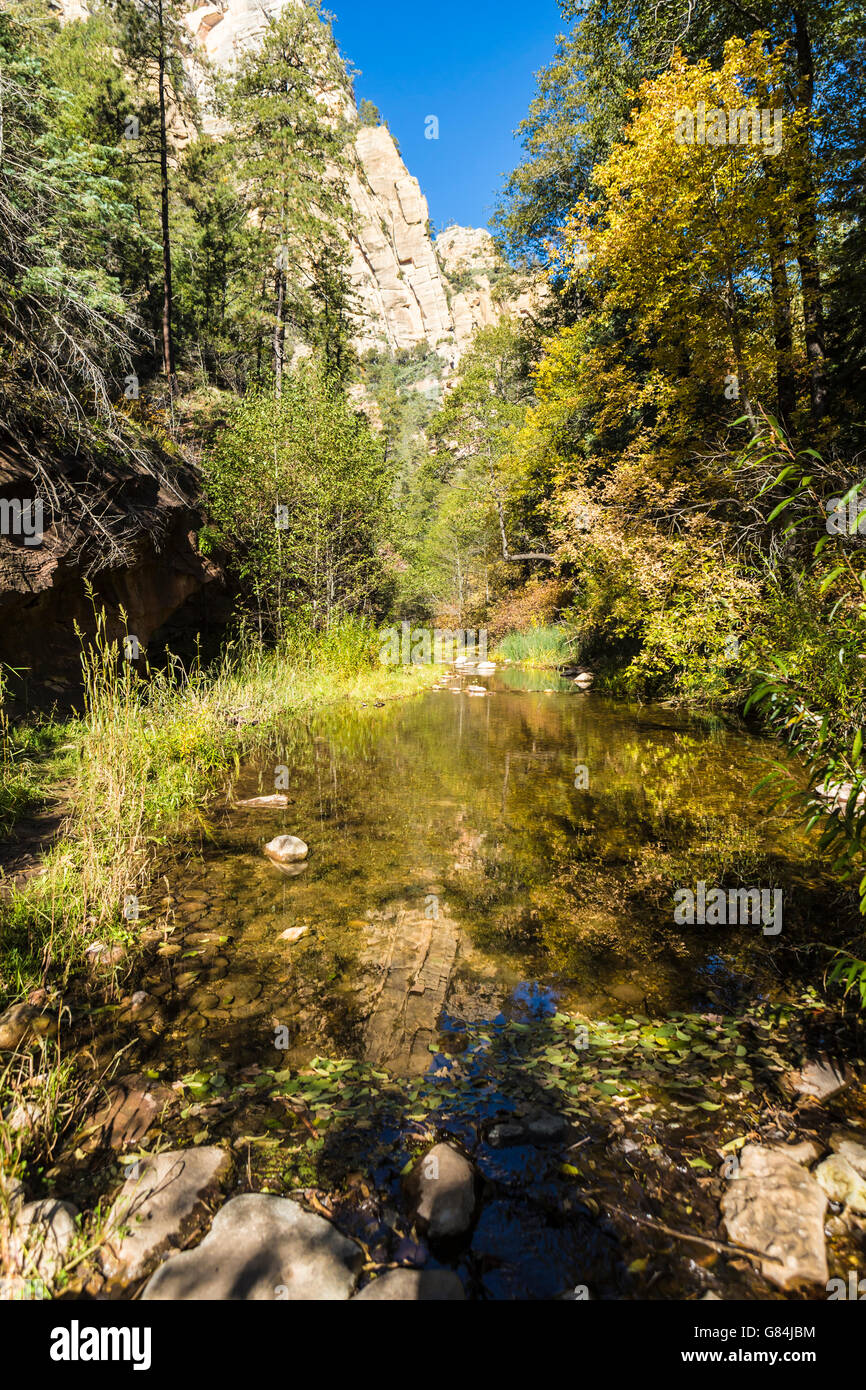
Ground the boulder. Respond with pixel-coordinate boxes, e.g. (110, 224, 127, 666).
(352, 1268, 465, 1300)
(814, 1154, 866, 1214)
(404, 1142, 476, 1240)
(141, 1194, 362, 1300)
(264, 835, 309, 865)
(721, 1144, 828, 1289)
(784, 1056, 851, 1102)
(9, 1198, 78, 1285)
(0, 1002, 38, 1050)
(104, 1147, 233, 1284)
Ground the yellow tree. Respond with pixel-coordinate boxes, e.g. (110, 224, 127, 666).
(561, 37, 812, 436)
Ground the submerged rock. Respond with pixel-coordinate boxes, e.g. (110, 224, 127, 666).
(721, 1144, 828, 1289)
(141, 1194, 362, 1300)
(404, 1142, 476, 1240)
(236, 793, 290, 809)
(785, 1056, 851, 1102)
(104, 1147, 233, 1285)
(352, 1269, 465, 1300)
(814, 1154, 866, 1214)
(264, 834, 308, 864)
(278, 925, 310, 944)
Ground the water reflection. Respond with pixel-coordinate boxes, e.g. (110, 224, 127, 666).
(134, 683, 842, 1076)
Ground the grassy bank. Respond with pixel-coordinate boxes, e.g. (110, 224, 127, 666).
(0, 615, 440, 1007)
(492, 625, 578, 668)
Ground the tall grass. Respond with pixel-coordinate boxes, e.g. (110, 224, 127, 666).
(0, 606, 438, 1199)
(1, 607, 436, 1004)
(492, 625, 578, 668)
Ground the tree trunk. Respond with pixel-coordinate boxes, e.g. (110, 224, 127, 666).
(156, 0, 175, 394)
(273, 265, 285, 399)
(764, 178, 797, 428)
(792, 5, 827, 418)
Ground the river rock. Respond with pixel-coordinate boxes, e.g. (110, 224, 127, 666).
(721, 1144, 828, 1289)
(236, 794, 289, 809)
(784, 1056, 851, 1102)
(829, 1131, 866, 1176)
(352, 1269, 465, 1300)
(264, 834, 308, 865)
(2, 1100, 44, 1135)
(814, 1154, 866, 1214)
(104, 1147, 233, 1284)
(278, 925, 309, 944)
(141, 1193, 363, 1300)
(404, 1142, 476, 1240)
(85, 941, 127, 970)
(9, 1198, 78, 1286)
(0, 1002, 38, 1050)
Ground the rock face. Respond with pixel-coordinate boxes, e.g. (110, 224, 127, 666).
(435, 226, 543, 362)
(104, 1147, 233, 1284)
(57, 0, 540, 368)
(404, 1142, 476, 1240)
(0, 429, 220, 686)
(141, 1193, 363, 1300)
(721, 1144, 828, 1290)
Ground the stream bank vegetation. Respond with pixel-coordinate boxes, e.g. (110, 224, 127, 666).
(1, 0, 865, 1300)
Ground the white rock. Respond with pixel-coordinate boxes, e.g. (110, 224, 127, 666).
(721, 1144, 828, 1289)
(141, 1194, 363, 1300)
(814, 1154, 866, 1213)
(236, 794, 289, 809)
(264, 834, 309, 864)
(104, 1147, 233, 1284)
(278, 925, 309, 944)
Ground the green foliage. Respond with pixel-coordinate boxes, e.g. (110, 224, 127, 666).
(358, 98, 382, 127)
(223, 1, 357, 386)
(493, 626, 575, 668)
(204, 366, 392, 635)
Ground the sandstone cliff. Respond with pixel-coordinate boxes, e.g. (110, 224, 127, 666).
(58, 0, 540, 365)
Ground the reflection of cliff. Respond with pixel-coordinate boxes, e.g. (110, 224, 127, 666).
(361, 902, 460, 1073)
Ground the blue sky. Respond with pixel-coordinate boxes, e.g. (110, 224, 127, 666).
(329, 0, 563, 233)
